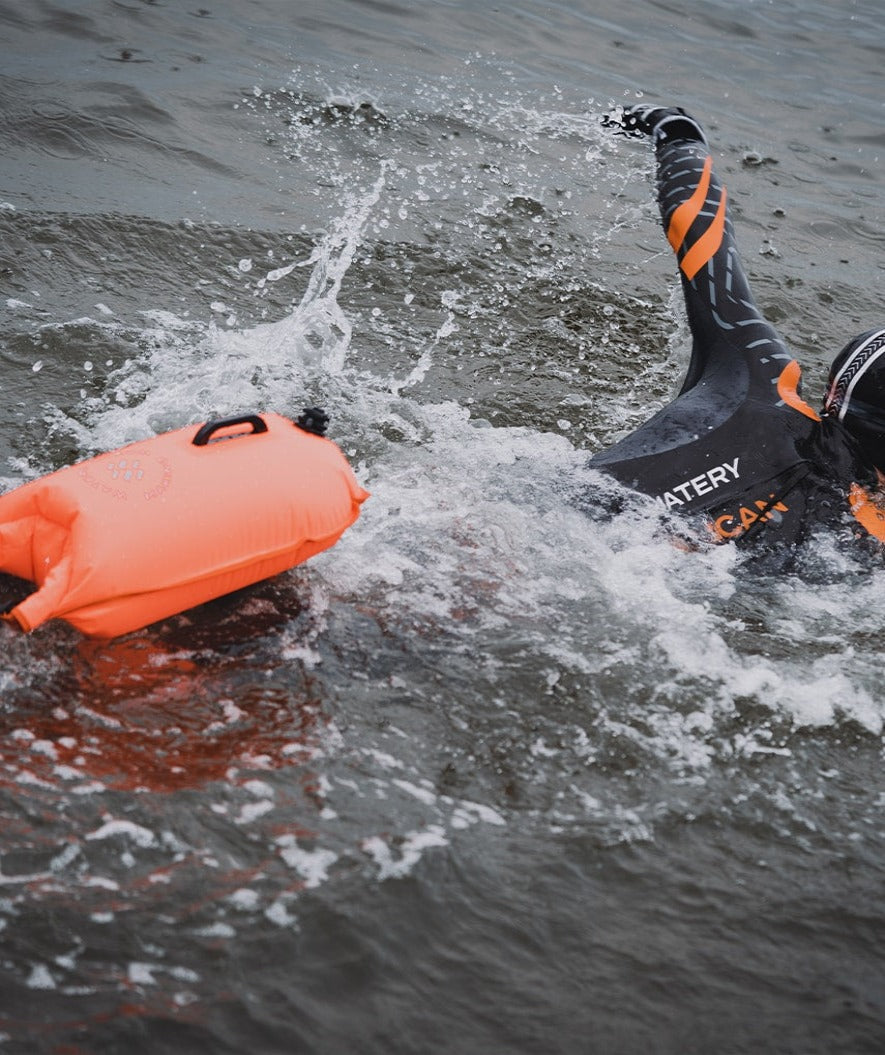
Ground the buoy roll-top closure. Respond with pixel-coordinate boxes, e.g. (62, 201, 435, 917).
(295, 407, 330, 436)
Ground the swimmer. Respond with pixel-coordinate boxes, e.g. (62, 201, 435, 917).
(592, 105, 885, 549)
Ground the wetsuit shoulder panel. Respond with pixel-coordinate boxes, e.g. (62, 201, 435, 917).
(591, 128, 813, 509)
(592, 109, 884, 551)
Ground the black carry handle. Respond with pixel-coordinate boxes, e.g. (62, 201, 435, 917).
(191, 414, 269, 447)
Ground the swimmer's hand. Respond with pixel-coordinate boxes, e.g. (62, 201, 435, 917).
(602, 105, 707, 146)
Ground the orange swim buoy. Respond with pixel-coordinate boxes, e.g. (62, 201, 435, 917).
(0, 410, 369, 638)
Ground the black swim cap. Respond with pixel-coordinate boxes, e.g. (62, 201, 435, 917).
(823, 327, 885, 468)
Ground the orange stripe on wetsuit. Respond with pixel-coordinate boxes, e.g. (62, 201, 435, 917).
(776, 360, 819, 421)
(665, 155, 728, 281)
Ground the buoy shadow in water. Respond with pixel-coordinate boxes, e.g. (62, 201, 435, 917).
(0, 573, 335, 794)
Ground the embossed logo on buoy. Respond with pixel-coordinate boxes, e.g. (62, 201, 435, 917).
(106, 457, 144, 483)
(79, 446, 173, 501)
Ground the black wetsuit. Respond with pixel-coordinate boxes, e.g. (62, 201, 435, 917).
(591, 113, 880, 549)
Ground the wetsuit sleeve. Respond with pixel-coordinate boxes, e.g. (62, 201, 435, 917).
(631, 108, 792, 396)
(591, 107, 830, 536)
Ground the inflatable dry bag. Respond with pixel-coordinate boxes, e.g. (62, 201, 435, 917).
(0, 410, 368, 638)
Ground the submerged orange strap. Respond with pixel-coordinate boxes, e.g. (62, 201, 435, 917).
(849, 482, 885, 541)
(776, 361, 820, 421)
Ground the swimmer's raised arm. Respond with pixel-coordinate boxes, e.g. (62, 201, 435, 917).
(604, 105, 790, 398)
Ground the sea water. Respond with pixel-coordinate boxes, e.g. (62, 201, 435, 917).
(1, 1, 884, 1051)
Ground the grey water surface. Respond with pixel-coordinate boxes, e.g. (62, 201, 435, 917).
(1, 1, 884, 1052)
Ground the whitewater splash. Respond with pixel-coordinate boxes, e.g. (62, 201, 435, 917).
(34, 162, 391, 458)
(4, 73, 883, 913)
(16, 99, 885, 758)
